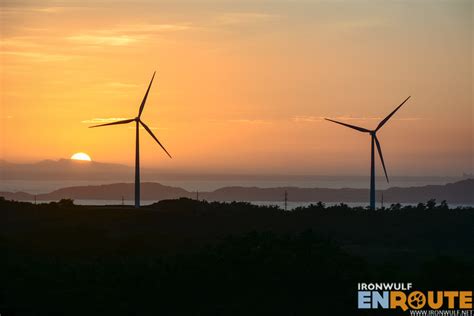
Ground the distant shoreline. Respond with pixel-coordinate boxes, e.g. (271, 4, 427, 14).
(1, 178, 472, 205)
(11, 200, 472, 210)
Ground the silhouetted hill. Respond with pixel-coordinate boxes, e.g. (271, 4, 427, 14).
(39, 182, 191, 200)
(1, 160, 466, 187)
(0, 159, 133, 180)
(1, 179, 473, 204)
(206, 186, 368, 202)
(204, 179, 474, 203)
(383, 179, 473, 203)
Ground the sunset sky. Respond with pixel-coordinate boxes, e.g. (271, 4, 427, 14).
(1, 0, 472, 176)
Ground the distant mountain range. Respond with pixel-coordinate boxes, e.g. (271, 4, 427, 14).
(0, 159, 133, 180)
(1, 179, 472, 204)
(0, 159, 467, 183)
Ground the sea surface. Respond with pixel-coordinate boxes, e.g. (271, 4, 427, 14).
(0, 176, 462, 195)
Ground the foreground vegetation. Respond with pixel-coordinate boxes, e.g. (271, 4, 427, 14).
(2, 198, 473, 315)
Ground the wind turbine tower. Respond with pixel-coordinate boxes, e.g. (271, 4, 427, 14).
(90, 72, 172, 208)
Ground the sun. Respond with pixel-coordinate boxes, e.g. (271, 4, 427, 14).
(71, 152, 92, 161)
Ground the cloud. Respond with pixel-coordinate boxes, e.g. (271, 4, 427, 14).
(292, 116, 324, 123)
(292, 115, 423, 123)
(127, 126, 167, 131)
(0, 6, 69, 15)
(0, 37, 75, 63)
(82, 118, 170, 130)
(0, 51, 79, 62)
(112, 23, 192, 34)
(32, 6, 67, 13)
(329, 116, 383, 121)
(334, 116, 423, 122)
(0, 37, 43, 49)
(216, 12, 280, 25)
(228, 119, 271, 124)
(397, 117, 424, 121)
(331, 18, 388, 31)
(94, 82, 140, 96)
(66, 23, 192, 46)
(67, 35, 140, 46)
(206, 118, 274, 125)
(104, 82, 139, 89)
(0, 33, 74, 64)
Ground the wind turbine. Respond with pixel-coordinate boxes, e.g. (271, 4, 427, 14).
(89, 71, 172, 208)
(325, 96, 411, 210)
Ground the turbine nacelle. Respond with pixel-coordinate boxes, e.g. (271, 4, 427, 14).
(89, 72, 172, 159)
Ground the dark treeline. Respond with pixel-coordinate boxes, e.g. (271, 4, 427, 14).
(1, 198, 473, 315)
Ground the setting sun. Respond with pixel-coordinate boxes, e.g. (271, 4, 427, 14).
(71, 152, 92, 162)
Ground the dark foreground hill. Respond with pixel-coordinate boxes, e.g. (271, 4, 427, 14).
(1, 178, 473, 204)
(1, 198, 473, 315)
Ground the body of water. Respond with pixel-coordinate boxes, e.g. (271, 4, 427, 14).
(0, 176, 462, 195)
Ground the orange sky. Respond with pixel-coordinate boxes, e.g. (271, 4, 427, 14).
(0, 0, 472, 176)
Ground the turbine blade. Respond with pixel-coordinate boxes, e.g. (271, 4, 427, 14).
(89, 118, 135, 128)
(374, 135, 389, 183)
(138, 71, 156, 118)
(324, 118, 370, 133)
(140, 120, 172, 158)
(376, 96, 411, 131)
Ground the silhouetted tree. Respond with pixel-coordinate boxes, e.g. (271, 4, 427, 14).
(58, 198, 75, 207)
(438, 200, 449, 211)
(416, 202, 426, 211)
(389, 203, 402, 211)
(426, 199, 437, 210)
